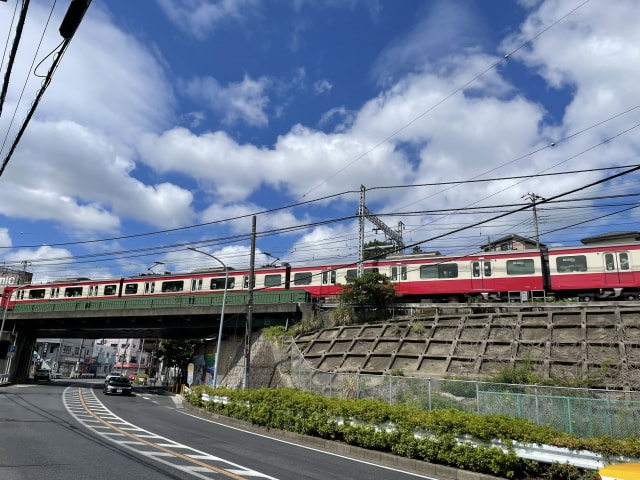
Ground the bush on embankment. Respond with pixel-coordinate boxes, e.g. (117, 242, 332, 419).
(184, 386, 640, 479)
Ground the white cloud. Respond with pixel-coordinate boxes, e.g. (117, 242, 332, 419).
(156, 0, 262, 39)
(313, 79, 332, 95)
(183, 74, 271, 127)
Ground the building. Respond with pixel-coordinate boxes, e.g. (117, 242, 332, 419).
(581, 231, 640, 245)
(480, 234, 544, 252)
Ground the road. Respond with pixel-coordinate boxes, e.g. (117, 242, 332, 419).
(0, 379, 445, 480)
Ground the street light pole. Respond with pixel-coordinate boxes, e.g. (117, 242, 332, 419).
(188, 247, 228, 388)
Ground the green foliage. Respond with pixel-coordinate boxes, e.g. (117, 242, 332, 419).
(184, 386, 640, 479)
(363, 239, 396, 260)
(440, 380, 477, 398)
(292, 316, 323, 335)
(156, 338, 203, 382)
(261, 325, 292, 347)
(411, 321, 426, 335)
(329, 303, 357, 326)
(339, 271, 397, 310)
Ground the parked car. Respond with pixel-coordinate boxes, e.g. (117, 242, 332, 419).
(103, 376, 133, 396)
(128, 374, 137, 381)
(598, 463, 640, 480)
(33, 369, 50, 381)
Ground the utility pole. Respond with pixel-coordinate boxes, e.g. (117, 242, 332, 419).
(523, 192, 544, 249)
(244, 216, 256, 389)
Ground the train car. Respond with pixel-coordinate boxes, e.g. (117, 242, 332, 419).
(4, 240, 640, 310)
(547, 243, 640, 301)
(378, 249, 546, 302)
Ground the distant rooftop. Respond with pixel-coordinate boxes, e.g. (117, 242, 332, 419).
(581, 231, 640, 244)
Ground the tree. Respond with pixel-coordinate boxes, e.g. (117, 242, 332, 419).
(412, 245, 423, 253)
(340, 271, 396, 310)
(155, 338, 203, 384)
(363, 239, 396, 260)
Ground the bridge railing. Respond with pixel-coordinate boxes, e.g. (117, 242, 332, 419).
(289, 342, 640, 440)
(9, 290, 312, 313)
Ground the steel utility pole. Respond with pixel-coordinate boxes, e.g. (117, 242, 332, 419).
(523, 192, 544, 249)
(244, 216, 256, 389)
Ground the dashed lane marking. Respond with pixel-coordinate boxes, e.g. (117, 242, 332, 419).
(63, 386, 277, 480)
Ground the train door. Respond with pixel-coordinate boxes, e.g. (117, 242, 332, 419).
(470, 260, 492, 290)
(191, 278, 203, 292)
(603, 251, 633, 285)
(390, 265, 407, 283)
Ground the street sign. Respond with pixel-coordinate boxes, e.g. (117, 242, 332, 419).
(8, 345, 15, 352)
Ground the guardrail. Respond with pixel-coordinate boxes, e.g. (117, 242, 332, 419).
(10, 290, 312, 314)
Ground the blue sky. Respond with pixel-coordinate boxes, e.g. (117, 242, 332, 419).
(1, 0, 639, 282)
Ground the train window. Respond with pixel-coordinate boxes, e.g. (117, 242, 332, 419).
(28, 289, 46, 299)
(64, 287, 83, 297)
(391, 267, 408, 281)
(484, 261, 492, 276)
(144, 282, 150, 294)
(51, 287, 59, 298)
(162, 281, 184, 292)
(620, 252, 630, 270)
(322, 270, 336, 285)
(440, 264, 458, 278)
(243, 275, 255, 289)
(555, 255, 587, 273)
(507, 259, 535, 275)
(420, 264, 458, 279)
(265, 274, 282, 287)
(124, 284, 138, 294)
(420, 265, 438, 279)
(197, 279, 203, 291)
(294, 272, 313, 285)
(104, 285, 117, 295)
(211, 277, 235, 290)
(346, 268, 379, 279)
(472, 262, 480, 278)
(605, 253, 615, 271)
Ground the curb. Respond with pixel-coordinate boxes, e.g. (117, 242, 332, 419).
(180, 400, 502, 480)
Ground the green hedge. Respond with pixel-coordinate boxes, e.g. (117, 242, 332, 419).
(184, 387, 639, 479)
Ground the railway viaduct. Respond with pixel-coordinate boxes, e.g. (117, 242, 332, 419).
(0, 299, 311, 383)
(3, 301, 640, 391)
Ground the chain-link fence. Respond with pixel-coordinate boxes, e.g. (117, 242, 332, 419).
(290, 343, 640, 440)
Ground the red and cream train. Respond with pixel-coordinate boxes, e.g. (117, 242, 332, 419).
(2, 241, 640, 309)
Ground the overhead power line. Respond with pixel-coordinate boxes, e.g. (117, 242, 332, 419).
(0, 0, 92, 178)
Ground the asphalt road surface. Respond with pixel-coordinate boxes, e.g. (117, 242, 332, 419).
(0, 379, 466, 480)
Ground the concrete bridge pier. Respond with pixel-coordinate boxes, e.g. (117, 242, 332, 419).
(7, 334, 36, 382)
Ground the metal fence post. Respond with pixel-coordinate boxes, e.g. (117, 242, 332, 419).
(428, 378, 432, 411)
(476, 381, 480, 415)
(535, 386, 540, 425)
(606, 388, 613, 436)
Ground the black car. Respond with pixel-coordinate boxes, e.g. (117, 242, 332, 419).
(103, 376, 133, 395)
